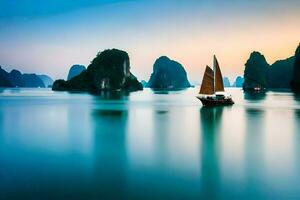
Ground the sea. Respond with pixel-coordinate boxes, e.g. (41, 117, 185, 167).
(0, 88, 300, 199)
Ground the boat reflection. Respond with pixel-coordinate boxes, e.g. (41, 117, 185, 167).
(199, 106, 223, 199)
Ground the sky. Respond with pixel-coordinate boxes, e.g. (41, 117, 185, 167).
(0, 0, 300, 83)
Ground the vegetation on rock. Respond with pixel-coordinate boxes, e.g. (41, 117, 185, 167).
(52, 49, 143, 92)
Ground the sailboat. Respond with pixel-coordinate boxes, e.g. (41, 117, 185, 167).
(197, 55, 234, 106)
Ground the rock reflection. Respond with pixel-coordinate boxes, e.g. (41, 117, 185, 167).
(155, 110, 168, 115)
(199, 106, 223, 199)
(93, 91, 129, 100)
(91, 109, 129, 199)
(244, 91, 266, 101)
(293, 93, 300, 102)
(244, 107, 265, 197)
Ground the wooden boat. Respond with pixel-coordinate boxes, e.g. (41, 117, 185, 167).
(197, 55, 234, 106)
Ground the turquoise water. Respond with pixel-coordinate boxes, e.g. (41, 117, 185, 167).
(0, 88, 300, 199)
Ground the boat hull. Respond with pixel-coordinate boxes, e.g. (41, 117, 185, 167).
(197, 96, 234, 106)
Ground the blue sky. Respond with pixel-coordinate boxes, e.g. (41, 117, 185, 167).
(0, 0, 299, 82)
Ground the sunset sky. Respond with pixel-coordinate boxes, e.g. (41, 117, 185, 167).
(0, 0, 299, 83)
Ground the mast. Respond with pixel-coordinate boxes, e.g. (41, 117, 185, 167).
(213, 55, 216, 93)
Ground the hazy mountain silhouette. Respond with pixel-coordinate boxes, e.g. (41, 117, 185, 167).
(52, 49, 143, 92)
(22, 74, 45, 87)
(223, 77, 231, 87)
(67, 65, 86, 81)
(147, 56, 191, 89)
(233, 76, 244, 87)
(38, 75, 54, 87)
(8, 69, 25, 87)
(0, 66, 53, 88)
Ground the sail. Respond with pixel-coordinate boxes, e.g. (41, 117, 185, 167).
(214, 55, 225, 92)
(199, 65, 214, 95)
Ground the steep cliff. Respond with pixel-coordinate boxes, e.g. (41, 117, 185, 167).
(52, 49, 143, 92)
(243, 52, 269, 90)
(147, 56, 191, 89)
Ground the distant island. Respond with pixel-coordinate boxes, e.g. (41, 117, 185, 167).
(221, 76, 244, 88)
(0, 66, 53, 88)
(52, 49, 143, 92)
(38, 75, 54, 87)
(1, 44, 299, 93)
(243, 44, 300, 92)
(233, 76, 244, 87)
(67, 65, 86, 81)
(223, 77, 231, 87)
(147, 56, 191, 89)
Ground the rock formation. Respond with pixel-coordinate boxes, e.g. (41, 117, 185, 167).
(0, 66, 50, 88)
(243, 49, 300, 90)
(291, 45, 300, 93)
(140, 80, 148, 87)
(233, 76, 244, 87)
(8, 70, 24, 87)
(22, 74, 45, 87)
(52, 49, 143, 92)
(38, 75, 54, 87)
(0, 66, 13, 87)
(67, 65, 86, 81)
(147, 56, 191, 89)
(243, 52, 269, 91)
(267, 57, 294, 89)
(223, 77, 231, 87)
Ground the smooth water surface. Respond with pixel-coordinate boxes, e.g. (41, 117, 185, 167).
(0, 88, 300, 199)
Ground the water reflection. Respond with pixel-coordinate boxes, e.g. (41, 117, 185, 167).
(293, 93, 300, 102)
(1, 88, 300, 199)
(155, 110, 168, 115)
(93, 91, 129, 100)
(294, 108, 300, 195)
(199, 107, 223, 199)
(244, 108, 265, 198)
(126, 105, 201, 199)
(91, 109, 128, 199)
(151, 88, 188, 94)
(244, 91, 266, 101)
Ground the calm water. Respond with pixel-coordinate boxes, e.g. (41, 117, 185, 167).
(0, 88, 300, 199)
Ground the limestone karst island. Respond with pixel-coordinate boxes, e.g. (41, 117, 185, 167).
(1, 0, 300, 199)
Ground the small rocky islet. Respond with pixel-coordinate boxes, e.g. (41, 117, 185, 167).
(146, 56, 191, 89)
(52, 49, 143, 92)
